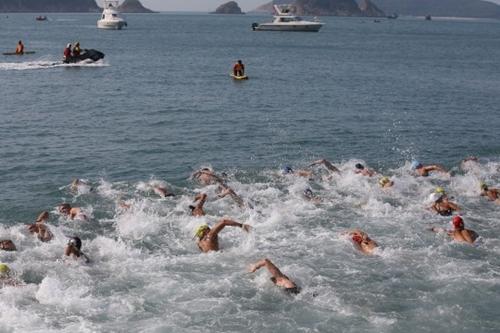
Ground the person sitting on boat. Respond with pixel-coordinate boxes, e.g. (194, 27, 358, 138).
(63, 43, 72, 61)
(15, 40, 24, 55)
(72, 42, 81, 57)
(233, 60, 245, 77)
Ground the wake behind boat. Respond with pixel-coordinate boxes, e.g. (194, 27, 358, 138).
(252, 4, 323, 32)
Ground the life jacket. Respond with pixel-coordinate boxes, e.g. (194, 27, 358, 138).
(73, 46, 81, 57)
(63, 47, 71, 58)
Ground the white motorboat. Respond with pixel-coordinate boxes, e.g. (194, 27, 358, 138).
(97, 0, 127, 30)
(252, 5, 323, 32)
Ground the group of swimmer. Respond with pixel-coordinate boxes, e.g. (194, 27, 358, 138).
(1, 156, 498, 292)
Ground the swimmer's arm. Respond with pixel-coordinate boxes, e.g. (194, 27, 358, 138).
(425, 165, 447, 173)
(448, 202, 460, 211)
(430, 227, 446, 233)
(211, 219, 251, 235)
(248, 259, 284, 278)
(309, 159, 340, 173)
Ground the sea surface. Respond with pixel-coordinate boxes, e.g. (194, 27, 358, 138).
(0, 13, 499, 333)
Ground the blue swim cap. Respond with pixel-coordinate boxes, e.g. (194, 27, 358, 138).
(282, 166, 293, 174)
(411, 161, 422, 170)
(303, 188, 313, 197)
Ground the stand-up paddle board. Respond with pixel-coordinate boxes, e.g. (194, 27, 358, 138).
(2, 51, 36, 56)
(230, 73, 248, 80)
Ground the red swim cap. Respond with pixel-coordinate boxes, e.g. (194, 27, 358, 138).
(452, 216, 464, 229)
(352, 234, 363, 244)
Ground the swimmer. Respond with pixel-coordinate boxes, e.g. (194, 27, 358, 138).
(64, 237, 90, 263)
(0, 263, 21, 287)
(70, 178, 92, 193)
(348, 229, 378, 255)
(191, 168, 224, 185)
(0, 240, 16, 251)
(480, 182, 500, 204)
(281, 165, 313, 178)
(189, 193, 207, 217)
(248, 258, 300, 295)
(217, 184, 245, 208)
(430, 187, 460, 216)
(378, 176, 394, 188)
(303, 188, 321, 203)
(354, 163, 376, 177)
(309, 159, 341, 173)
(27, 211, 53, 242)
(411, 160, 447, 177)
(153, 185, 174, 198)
(430, 216, 478, 244)
(59, 203, 87, 220)
(194, 219, 251, 253)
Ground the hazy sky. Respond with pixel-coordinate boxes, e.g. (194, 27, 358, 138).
(107, 0, 500, 12)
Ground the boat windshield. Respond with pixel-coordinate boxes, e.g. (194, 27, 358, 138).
(279, 17, 301, 22)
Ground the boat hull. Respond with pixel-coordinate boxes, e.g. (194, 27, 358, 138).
(253, 23, 322, 32)
(97, 20, 127, 30)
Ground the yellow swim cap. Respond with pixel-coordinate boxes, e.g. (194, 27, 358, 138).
(435, 187, 445, 194)
(0, 263, 10, 275)
(194, 224, 209, 238)
(379, 177, 390, 186)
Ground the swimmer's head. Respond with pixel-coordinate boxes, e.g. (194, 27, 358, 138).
(435, 187, 446, 195)
(0, 240, 16, 251)
(36, 211, 49, 223)
(59, 203, 71, 214)
(238, 60, 242, 64)
(451, 216, 464, 230)
(194, 224, 210, 239)
(282, 166, 293, 174)
(355, 163, 364, 170)
(379, 177, 390, 186)
(0, 263, 10, 277)
(303, 188, 313, 198)
(411, 160, 422, 170)
(352, 234, 363, 244)
(67, 237, 82, 251)
(480, 182, 488, 191)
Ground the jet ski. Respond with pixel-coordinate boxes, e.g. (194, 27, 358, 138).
(63, 49, 105, 64)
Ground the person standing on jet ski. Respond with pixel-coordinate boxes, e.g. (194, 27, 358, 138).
(72, 42, 81, 57)
(63, 43, 72, 61)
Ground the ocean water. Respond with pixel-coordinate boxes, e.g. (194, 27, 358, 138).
(0, 13, 499, 333)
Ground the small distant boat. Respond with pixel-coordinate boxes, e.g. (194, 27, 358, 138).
(425, 15, 432, 21)
(252, 4, 323, 32)
(35, 16, 47, 21)
(97, 0, 127, 30)
(387, 13, 398, 19)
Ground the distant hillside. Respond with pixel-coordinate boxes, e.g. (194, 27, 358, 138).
(0, 0, 99, 12)
(117, 0, 155, 13)
(372, 0, 500, 18)
(211, 1, 244, 14)
(254, 0, 385, 16)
